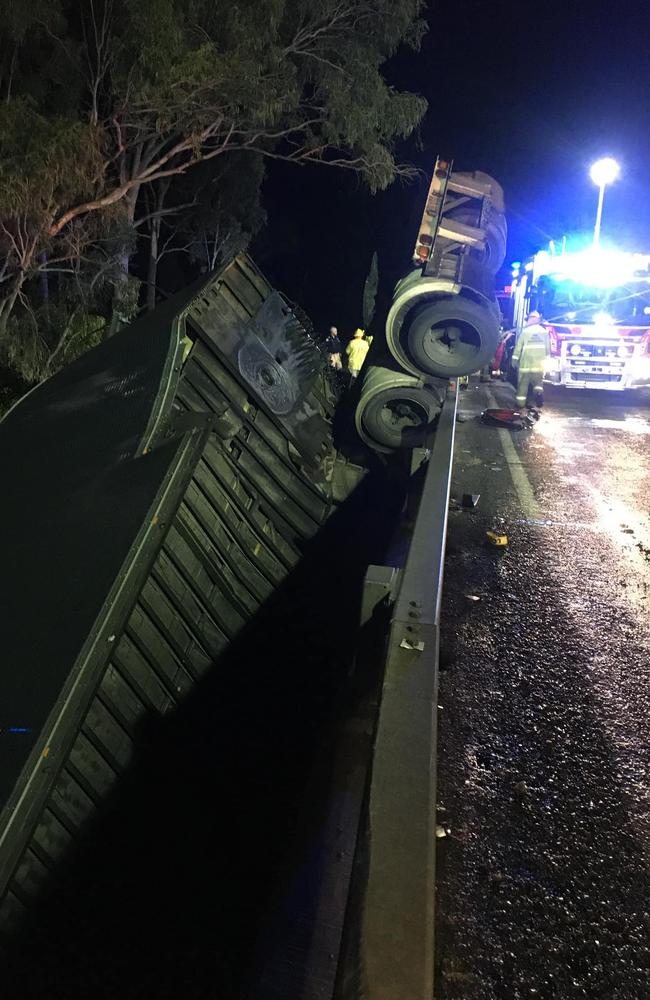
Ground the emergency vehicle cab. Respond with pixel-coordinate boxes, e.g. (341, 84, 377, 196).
(511, 246, 650, 390)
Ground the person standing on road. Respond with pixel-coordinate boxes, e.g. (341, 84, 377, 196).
(324, 326, 343, 370)
(346, 328, 370, 381)
(512, 311, 550, 408)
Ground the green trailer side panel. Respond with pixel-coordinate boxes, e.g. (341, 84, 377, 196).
(0, 253, 337, 940)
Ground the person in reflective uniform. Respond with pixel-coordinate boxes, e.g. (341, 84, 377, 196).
(512, 311, 550, 407)
(346, 328, 370, 380)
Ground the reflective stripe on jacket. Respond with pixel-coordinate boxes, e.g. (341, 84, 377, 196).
(512, 324, 550, 369)
(346, 338, 369, 370)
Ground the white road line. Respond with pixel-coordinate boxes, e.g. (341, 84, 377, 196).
(485, 390, 542, 520)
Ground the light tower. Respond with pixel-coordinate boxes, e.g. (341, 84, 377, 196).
(589, 158, 620, 247)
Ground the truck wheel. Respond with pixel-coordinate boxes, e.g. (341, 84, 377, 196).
(356, 364, 446, 452)
(406, 296, 500, 379)
(446, 207, 507, 273)
(482, 214, 507, 272)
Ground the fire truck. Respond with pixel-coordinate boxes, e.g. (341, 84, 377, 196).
(510, 245, 650, 390)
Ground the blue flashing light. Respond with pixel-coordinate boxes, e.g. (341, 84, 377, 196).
(535, 246, 650, 288)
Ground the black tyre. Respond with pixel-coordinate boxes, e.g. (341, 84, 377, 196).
(357, 378, 445, 451)
(446, 207, 507, 273)
(360, 389, 440, 451)
(482, 213, 507, 273)
(405, 296, 500, 378)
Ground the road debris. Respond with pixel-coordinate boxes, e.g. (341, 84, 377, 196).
(481, 407, 540, 430)
(481, 407, 527, 429)
(486, 530, 508, 547)
(450, 493, 481, 512)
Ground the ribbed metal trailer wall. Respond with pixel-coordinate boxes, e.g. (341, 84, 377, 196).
(0, 254, 336, 942)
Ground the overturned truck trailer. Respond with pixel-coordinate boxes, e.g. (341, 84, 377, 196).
(0, 256, 339, 933)
(0, 160, 505, 999)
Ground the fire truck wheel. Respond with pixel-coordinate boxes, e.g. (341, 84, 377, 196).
(406, 296, 500, 379)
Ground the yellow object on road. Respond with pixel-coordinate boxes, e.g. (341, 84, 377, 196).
(486, 530, 508, 547)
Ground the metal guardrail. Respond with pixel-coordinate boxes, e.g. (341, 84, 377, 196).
(336, 383, 458, 1000)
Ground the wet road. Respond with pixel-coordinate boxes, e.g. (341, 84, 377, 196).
(436, 381, 650, 999)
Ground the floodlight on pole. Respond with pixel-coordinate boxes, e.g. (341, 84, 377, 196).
(590, 158, 620, 247)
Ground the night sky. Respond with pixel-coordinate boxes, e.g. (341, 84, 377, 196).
(254, 0, 650, 337)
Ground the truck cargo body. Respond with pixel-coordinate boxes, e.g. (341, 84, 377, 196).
(0, 255, 342, 948)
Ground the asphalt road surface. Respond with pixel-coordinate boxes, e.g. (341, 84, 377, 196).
(436, 380, 650, 1000)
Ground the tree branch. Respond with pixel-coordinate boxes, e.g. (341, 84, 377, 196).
(133, 199, 197, 229)
(49, 120, 226, 237)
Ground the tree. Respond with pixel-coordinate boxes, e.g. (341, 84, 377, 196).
(363, 250, 379, 327)
(181, 156, 267, 275)
(141, 154, 266, 312)
(0, 0, 428, 379)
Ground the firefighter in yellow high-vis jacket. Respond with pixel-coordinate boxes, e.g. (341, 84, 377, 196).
(512, 311, 550, 408)
(346, 329, 370, 380)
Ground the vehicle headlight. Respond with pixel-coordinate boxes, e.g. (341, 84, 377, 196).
(570, 343, 582, 356)
(617, 344, 633, 358)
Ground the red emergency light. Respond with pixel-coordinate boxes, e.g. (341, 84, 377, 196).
(546, 325, 561, 357)
(642, 330, 650, 355)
